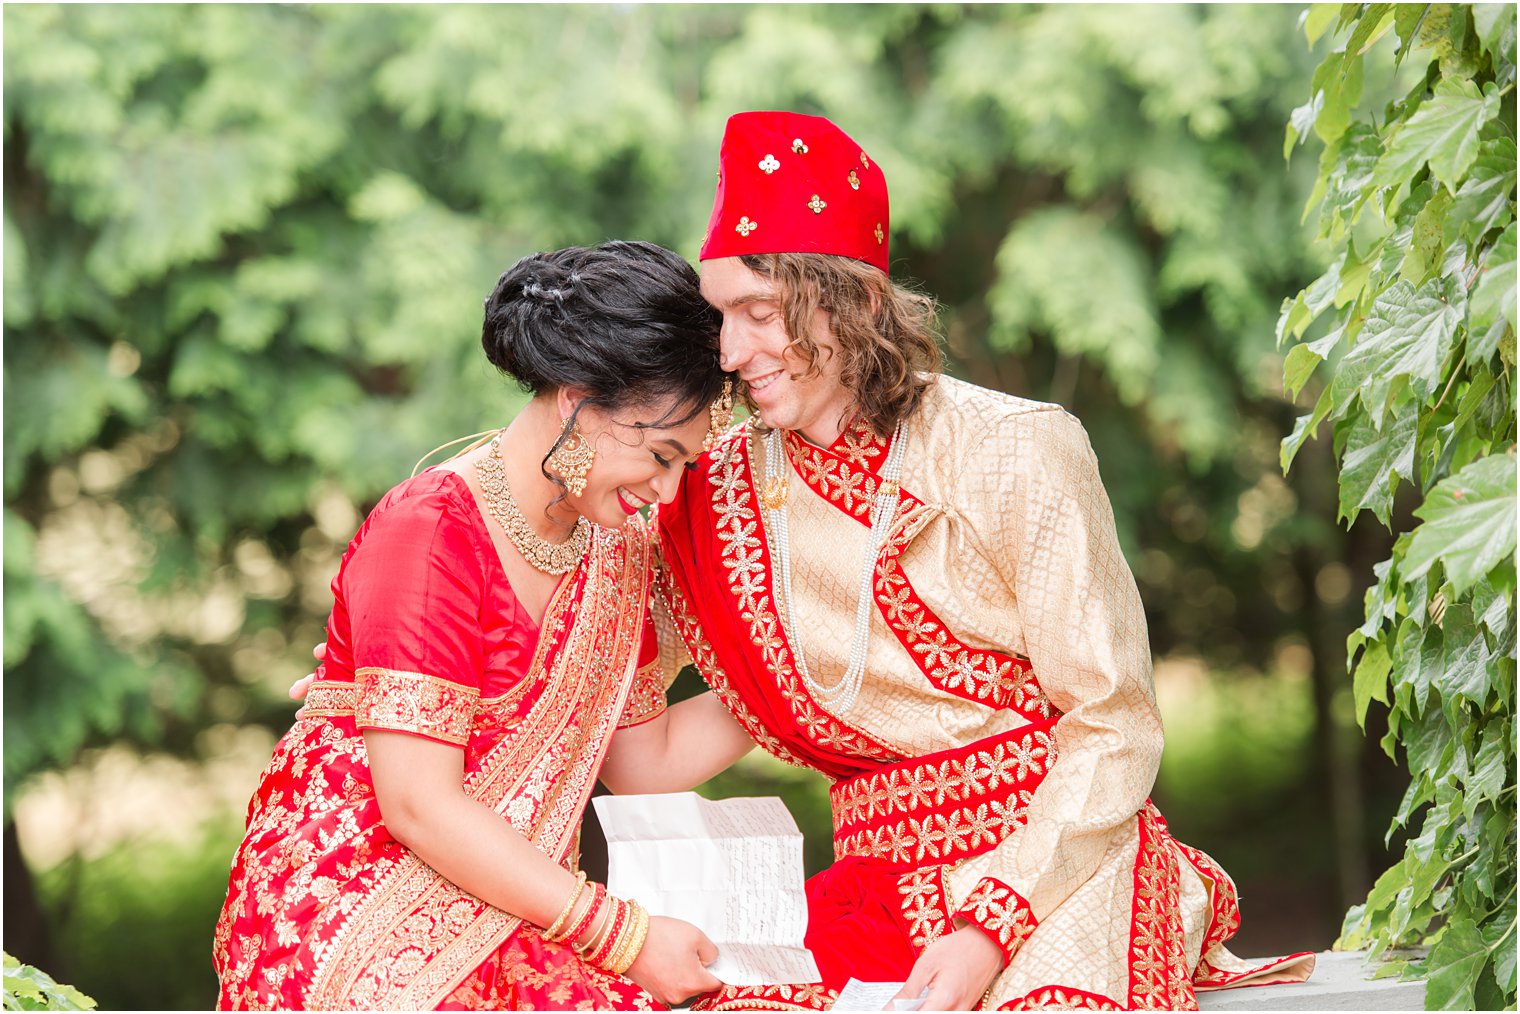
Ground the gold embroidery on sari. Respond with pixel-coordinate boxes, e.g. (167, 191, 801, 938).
(302, 521, 653, 1009)
(618, 660, 669, 728)
(354, 667, 478, 745)
(690, 982, 838, 1011)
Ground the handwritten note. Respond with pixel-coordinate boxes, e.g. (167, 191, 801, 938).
(593, 792, 821, 986)
(832, 980, 927, 1011)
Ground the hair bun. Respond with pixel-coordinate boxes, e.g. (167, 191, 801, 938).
(480, 241, 724, 428)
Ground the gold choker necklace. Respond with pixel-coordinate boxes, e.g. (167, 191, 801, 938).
(476, 433, 589, 576)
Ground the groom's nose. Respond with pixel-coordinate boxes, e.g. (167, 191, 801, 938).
(718, 313, 753, 372)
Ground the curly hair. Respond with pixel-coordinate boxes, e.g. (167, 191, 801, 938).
(739, 253, 942, 437)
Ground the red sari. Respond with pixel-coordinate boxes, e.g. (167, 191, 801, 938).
(213, 470, 668, 1010)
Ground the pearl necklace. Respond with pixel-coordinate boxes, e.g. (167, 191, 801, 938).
(476, 433, 589, 576)
(763, 421, 907, 715)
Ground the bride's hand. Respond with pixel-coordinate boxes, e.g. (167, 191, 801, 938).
(622, 915, 723, 1007)
(287, 641, 328, 701)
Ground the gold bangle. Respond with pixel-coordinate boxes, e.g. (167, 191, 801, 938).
(609, 901, 650, 976)
(544, 871, 587, 940)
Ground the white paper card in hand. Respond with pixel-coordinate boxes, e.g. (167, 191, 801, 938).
(593, 792, 821, 986)
(831, 979, 918, 1010)
(892, 988, 929, 1011)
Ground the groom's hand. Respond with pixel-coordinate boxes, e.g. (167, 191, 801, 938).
(287, 641, 327, 701)
(894, 926, 1003, 1010)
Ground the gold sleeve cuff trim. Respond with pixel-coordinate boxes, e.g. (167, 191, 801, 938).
(617, 662, 668, 728)
(355, 667, 478, 746)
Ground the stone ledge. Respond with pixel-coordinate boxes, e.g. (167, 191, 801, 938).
(1197, 952, 1426, 1011)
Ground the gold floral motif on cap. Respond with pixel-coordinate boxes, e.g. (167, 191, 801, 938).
(808, 194, 826, 214)
(848, 169, 860, 190)
(861, 151, 870, 168)
(875, 222, 885, 245)
(792, 138, 809, 154)
(735, 216, 758, 237)
(758, 154, 780, 174)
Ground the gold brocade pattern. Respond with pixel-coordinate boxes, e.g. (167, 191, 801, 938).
(354, 667, 478, 745)
(781, 428, 1054, 721)
(216, 518, 654, 1011)
(668, 380, 1312, 1011)
(618, 661, 669, 728)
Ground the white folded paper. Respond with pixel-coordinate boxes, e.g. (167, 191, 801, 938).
(593, 792, 822, 986)
(832, 979, 927, 1011)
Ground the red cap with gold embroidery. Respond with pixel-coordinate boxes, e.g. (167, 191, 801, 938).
(698, 111, 890, 274)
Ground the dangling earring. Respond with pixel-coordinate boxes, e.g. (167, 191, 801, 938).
(549, 423, 595, 497)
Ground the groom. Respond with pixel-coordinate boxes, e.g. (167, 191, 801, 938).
(645, 110, 1314, 1011)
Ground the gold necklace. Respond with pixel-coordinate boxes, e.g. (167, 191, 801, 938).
(476, 433, 589, 575)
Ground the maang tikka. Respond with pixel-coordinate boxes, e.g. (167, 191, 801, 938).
(549, 422, 595, 496)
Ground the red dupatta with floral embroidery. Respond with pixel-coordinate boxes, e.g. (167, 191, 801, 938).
(294, 523, 652, 1009)
(657, 421, 929, 782)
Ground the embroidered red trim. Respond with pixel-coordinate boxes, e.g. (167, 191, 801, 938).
(707, 430, 901, 763)
(1171, 837, 1242, 959)
(690, 982, 837, 1011)
(829, 723, 1056, 864)
(655, 561, 813, 770)
(897, 867, 953, 949)
(1000, 985, 1122, 1011)
(954, 877, 1037, 965)
(1126, 802, 1193, 1010)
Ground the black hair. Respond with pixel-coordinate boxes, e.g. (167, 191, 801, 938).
(482, 240, 725, 486)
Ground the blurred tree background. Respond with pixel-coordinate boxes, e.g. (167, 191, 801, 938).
(2, 4, 1446, 1008)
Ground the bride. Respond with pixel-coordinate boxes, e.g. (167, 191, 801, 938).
(213, 241, 754, 1010)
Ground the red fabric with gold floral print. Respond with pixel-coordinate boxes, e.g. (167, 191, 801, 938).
(213, 470, 662, 1011)
(698, 110, 891, 273)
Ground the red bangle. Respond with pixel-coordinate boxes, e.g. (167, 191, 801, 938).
(563, 882, 605, 948)
(587, 897, 627, 967)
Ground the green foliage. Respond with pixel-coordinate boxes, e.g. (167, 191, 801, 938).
(3, 0, 1327, 797)
(5, 7, 1370, 1003)
(32, 821, 247, 1011)
(1281, 4, 1517, 1008)
(3, 955, 95, 1012)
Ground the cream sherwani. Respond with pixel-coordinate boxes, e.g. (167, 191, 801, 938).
(654, 375, 1313, 1011)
